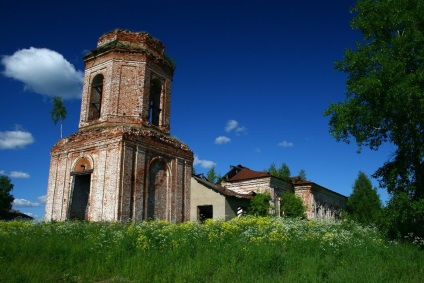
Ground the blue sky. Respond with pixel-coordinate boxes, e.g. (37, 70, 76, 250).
(0, 0, 394, 219)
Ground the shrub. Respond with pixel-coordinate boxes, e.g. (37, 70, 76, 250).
(382, 192, 424, 242)
(248, 193, 271, 216)
(280, 192, 306, 218)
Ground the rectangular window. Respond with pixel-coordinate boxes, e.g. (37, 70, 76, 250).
(197, 205, 213, 223)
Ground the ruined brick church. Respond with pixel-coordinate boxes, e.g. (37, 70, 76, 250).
(45, 29, 193, 222)
(45, 29, 347, 223)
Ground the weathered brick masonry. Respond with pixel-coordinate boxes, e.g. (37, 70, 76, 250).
(45, 30, 193, 222)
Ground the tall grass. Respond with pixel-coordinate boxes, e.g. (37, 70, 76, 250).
(0, 217, 423, 282)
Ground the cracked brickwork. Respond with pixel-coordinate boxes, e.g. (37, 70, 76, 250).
(294, 182, 347, 220)
(45, 29, 193, 222)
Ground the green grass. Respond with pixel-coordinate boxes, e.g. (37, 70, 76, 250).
(0, 217, 423, 282)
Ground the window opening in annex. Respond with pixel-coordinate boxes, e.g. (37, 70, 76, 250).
(198, 205, 213, 223)
(88, 74, 104, 121)
(149, 78, 162, 126)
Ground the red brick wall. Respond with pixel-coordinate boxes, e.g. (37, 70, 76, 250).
(45, 30, 192, 222)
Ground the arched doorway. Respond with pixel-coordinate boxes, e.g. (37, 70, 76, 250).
(69, 157, 93, 220)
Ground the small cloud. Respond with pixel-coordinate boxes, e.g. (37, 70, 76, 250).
(193, 155, 216, 169)
(224, 120, 247, 135)
(225, 120, 239, 132)
(278, 140, 294, 148)
(255, 147, 262, 153)
(0, 126, 34, 149)
(13, 198, 40, 207)
(235, 126, 247, 136)
(1, 47, 83, 99)
(22, 212, 37, 218)
(215, 136, 231, 144)
(0, 170, 5, 175)
(37, 195, 46, 203)
(9, 171, 30, 178)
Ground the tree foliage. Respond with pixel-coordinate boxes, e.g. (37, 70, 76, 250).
(280, 192, 306, 218)
(382, 192, 424, 239)
(324, 0, 424, 199)
(51, 96, 67, 139)
(268, 163, 291, 182)
(0, 175, 14, 219)
(248, 193, 271, 217)
(206, 166, 221, 184)
(298, 169, 307, 181)
(347, 171, 382, 226)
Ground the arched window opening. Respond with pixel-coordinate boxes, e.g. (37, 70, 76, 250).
(88, 74, 104, 121)
(149, 79, 162, 126)
(147, 159, 168, 220)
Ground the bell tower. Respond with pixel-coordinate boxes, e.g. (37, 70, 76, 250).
(45, 30, 193, 222)
(78, 30, 173, 133)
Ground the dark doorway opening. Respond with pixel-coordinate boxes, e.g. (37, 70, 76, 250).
(69, 174, 91, 220)
(198, 205, 213, 223)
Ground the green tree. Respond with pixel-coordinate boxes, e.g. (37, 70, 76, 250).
(324, 0, 424, 200)
(51, 96, 67, 139)
(347, 171, 382, 226)
(0, 175, 14, 219)
(248, 193, 271, 216)
(298, 169, 307, 181)
(206, 166, 221, 184)
(268, 163, 291, 182)
(280, 192, 306, 218)
(382, 192, 424, 240)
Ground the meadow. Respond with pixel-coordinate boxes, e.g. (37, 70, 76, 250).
(0, 217, 423, 282)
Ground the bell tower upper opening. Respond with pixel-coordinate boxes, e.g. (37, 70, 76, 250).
(88, 74, 104, 121)
(149, 78, 162, 126)
(78, 29, 175, 135)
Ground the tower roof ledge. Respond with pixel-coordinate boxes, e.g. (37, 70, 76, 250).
(84, 29, 175, 71)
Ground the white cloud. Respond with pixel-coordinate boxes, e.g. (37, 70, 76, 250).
(255, 147, 262, 153)
(0, 127, 34, 149)
(225, 120, 239, 132)
(235, 126, 247, 135)
(215, 136, 231, 144)
(13, 198, 40, 207)
(37, 195, 46, 203)
(1, 47, 83, 99)
(278, 140, 294, 148)
(193, 155, 216, 169)
(22, 212, 37, 218)
(0, 170, 30, 178)
(224, 120, 247, 135)
(9, 171, 30, 178)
